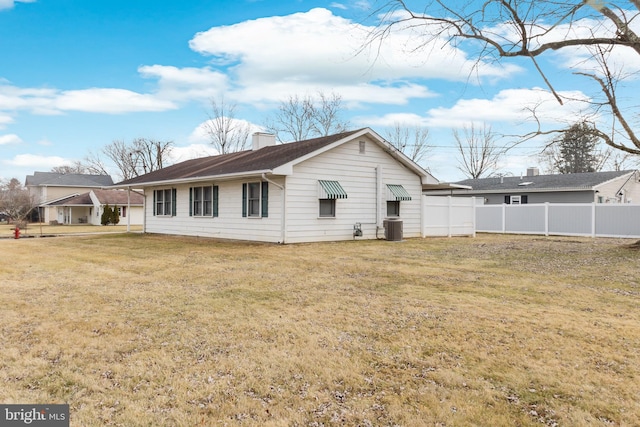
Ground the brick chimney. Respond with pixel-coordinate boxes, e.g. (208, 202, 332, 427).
(527, 167, 540, 177)
(252, 132, 276, 150)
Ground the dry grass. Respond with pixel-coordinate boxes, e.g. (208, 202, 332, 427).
(1, 233, 638, 426)
(0, 223, 143, 238)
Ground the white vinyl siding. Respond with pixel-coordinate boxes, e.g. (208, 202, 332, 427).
(144, 179, 283, 243)
(284, 135, 423, 243)
(142, 135, 423, 243)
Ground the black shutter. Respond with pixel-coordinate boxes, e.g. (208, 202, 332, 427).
(213, 186, 219, 217)
(261, 182, 268, 218)
(171, 189, 177, 216)
(242, 183, 247, 217)
(504, 195, 510, 204)
(153, 190, 156, 216)
(189, 188, 193, 216)
(521, 195, 528, 204)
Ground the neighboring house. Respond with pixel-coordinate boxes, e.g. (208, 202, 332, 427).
(115, 128, 448, 244)
(45, 189, 144, 225)
(25, 172, 114, 223)
(426, 168, 640, 205)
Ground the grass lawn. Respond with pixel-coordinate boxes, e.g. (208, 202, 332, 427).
(1, 233, 638, 426)
(0, 223, 143, 238)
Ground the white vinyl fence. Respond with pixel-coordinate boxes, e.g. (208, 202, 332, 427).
(423, 196, 475, 237)
(476, 202, 640, 238)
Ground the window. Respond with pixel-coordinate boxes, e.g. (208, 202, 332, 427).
(387, 201, 400, 217)
(318, 180, 347, 218)
(319, 199, 336, 217)
(154, 189, 176, 216)
(190, 185, 219, 217)
(117, 206, 127, 217)
(359, 140, 366, 154)
(504, 195, 528, 205)
(385, 184, 411, 217)
(242, 182, 268, 218)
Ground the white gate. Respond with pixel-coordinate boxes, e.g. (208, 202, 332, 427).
(423, 196, 476, 237)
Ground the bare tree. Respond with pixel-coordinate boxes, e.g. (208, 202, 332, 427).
(311, 92, 350, 137)
(84, 138, 174, 182)
(368, 1, 640, 156)
(130, 137, 174, 175)
(51, 161, 87, 174)
(202, 97, 252, 154)
(266, 91, 349, 142)
(0, 178, 37, 224)
(453, 123, 503, 179)
(384, 122, 432, 166)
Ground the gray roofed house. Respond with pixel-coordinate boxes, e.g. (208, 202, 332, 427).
(25, 171, 115, 223)
(25, 172, 114, 188)
(113, 128, 449, 243)
(426, 168, 640, 205)
(46, 189, 144, 225)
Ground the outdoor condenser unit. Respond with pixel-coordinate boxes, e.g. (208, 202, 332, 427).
(383, 218, 403, 241)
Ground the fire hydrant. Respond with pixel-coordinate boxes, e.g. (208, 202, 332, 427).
(14, 226, 20, 239)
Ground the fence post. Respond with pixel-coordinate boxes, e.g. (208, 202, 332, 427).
(591, 203, 596, 238)
(545, 203, 549, 236)
(447, 196, 452, 237)
(502, 203, 506, 233)
(472, 197, 477, 238)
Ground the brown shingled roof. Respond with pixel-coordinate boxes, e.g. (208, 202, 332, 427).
(93, 189, 144, 205)
(116, 129, 365, 186)
(47, 190, 144, 206)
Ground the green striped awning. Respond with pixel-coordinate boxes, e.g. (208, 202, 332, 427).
(386, 184, 412, 201)
(318, 180, 348, 199)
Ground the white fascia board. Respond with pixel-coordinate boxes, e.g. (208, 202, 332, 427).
(110, 170, 273, 189)
(274, 127, 434, 181)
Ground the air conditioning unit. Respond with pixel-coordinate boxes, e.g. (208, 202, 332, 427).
(383, 218, 403, 241)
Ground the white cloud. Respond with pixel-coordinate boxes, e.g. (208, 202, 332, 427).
(329, 2, 347, 11)
(423, 88, 591, 129)
(0, 0, 35, 11)
(188, 118, 264, 146)
(138, 65, 229, 102)
(0, 113, 13, 129)
(0, 133, 22, 145)
(169, 143, 219, 162)
(55, 88, 176, 114)
(0, 83, 177, 117)
(4, 153, 67, 168)
(188, 8, 520, 106)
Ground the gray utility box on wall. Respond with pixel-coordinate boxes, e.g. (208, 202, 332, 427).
(383, 218, 403, 241)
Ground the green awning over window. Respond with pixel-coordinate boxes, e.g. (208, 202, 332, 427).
(318, 180, 348, 199)
(386, 184, 412, 201)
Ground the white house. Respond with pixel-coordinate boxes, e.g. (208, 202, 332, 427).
(46, 189, 144, 226)
(25, 172, 114, 223)
(114, 128, 452, 244)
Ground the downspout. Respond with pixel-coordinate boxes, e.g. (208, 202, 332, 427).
(262, 173, 286, 244)
(376, 165, 383, 239)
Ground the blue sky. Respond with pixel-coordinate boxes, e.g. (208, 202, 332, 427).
(1, 0, 637, 182)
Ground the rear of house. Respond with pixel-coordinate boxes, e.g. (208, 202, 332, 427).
(121, 129, 438, 244)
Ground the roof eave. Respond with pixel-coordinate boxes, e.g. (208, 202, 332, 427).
(111, 169, 274, 188)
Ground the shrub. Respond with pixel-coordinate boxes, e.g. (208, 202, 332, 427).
(101, 204, 112, 225)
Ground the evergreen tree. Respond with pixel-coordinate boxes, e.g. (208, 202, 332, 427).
(111, 205, 120, 225)
(101, 204, 112, 225)
(554, 122, 600, 174)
